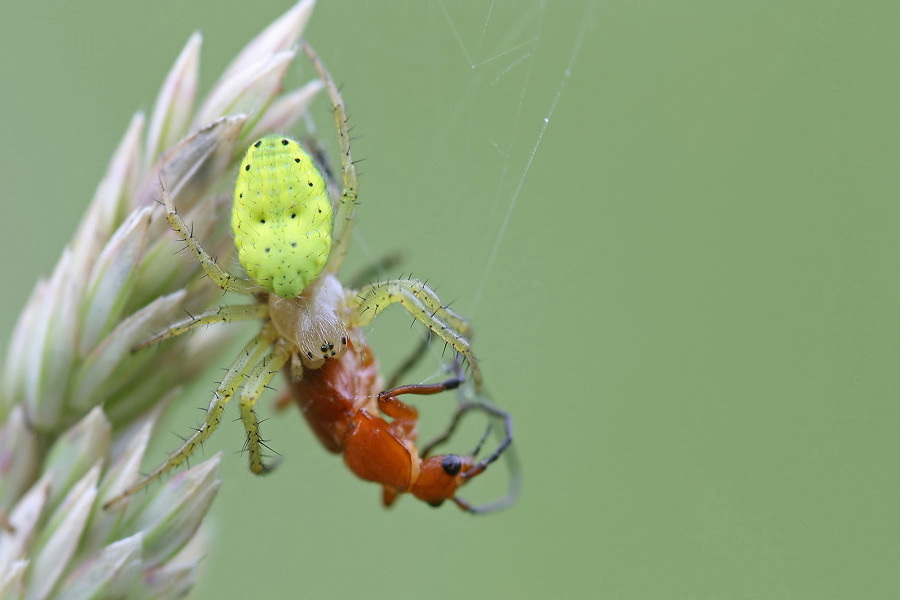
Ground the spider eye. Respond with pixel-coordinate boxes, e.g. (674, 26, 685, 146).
(441, 455, 462, 476)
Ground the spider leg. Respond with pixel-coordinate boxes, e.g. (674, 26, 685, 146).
(302, 42, 358, 274)
(238, 339, 292, 474)
(160, 175, 258, 295)
(104, 322, 278, 509)
(350, 279, 481, 391)
(134, 303, 269, 351)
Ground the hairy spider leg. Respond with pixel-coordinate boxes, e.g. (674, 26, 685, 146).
(302, 42, 358, 275)
(133, 304, 269, 351)
(161, 175, 258, 296)
(350, 279, 482, 391)
(104, 322, 279, 508)
(238, 338, 292, 474)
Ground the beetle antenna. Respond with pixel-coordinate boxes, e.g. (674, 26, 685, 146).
(464, 401, 514, 477)
(471, 423, 492, 458)
(454, 401, 520, 514)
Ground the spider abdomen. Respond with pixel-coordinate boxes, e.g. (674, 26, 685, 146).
(232, 135, 333, 299)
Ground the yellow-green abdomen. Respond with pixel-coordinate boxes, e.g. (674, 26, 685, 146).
(232, 136, 333, 299)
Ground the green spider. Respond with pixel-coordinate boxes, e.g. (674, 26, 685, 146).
(104, 43, 480, 508)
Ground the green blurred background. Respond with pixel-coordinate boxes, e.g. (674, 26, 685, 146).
(2, 0, 899, 597)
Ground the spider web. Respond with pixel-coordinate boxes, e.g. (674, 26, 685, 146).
(351, 0, 594, 383)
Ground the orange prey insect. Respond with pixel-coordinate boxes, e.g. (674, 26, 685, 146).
(277, 331, 514, 513)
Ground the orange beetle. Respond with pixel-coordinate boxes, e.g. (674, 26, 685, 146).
(278, 332, 514, 512)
